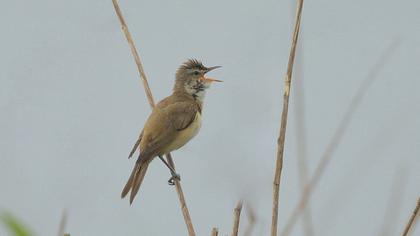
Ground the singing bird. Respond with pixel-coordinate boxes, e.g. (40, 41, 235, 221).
(121, 59, 222, 204)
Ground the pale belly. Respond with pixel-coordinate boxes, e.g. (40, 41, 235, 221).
(163, 112, 202, 154)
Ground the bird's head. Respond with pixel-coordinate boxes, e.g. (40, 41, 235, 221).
(174, 59, 222, 101)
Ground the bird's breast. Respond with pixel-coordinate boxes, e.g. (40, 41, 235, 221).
(164, 112, 202, 153)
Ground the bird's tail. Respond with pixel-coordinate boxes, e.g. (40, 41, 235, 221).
(121, 158, 152, 204)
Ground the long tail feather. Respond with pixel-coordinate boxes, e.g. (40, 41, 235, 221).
(121, 158, 152, 204)
(121, 165, 137, 198)
(128, 138, 141, 159)
(129, 161, 150, 204)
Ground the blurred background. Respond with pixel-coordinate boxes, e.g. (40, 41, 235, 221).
(1, 0, 419, 235)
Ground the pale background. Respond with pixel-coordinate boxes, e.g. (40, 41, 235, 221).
(1, 0, 419, 235)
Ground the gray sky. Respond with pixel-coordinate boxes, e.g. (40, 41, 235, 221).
(1, 0, 419, 235)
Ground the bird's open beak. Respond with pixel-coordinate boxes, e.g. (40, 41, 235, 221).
(203, 66, 222, 82)
(203, 77, 223, 83)
(206, 66, 222, 72)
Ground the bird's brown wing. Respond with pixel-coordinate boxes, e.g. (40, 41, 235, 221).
(139, 100, 199, 157)
(165, 101, 199, 131)
(122, 99, 199, 203)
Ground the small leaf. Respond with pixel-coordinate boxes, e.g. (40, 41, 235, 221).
(0, 212, 35, 236)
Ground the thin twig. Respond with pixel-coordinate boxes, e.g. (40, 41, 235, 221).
(57, 210, 67, 236)
(211, 227, 219, 236)
(111, 0, 154, 107)
(231, 201, 243, 236)
(166, 153, 195, 235)
(271, 0, 304, 235)
(111, 1, 195, 235)
(281, 40, 400, 236)
(401, 197, 420, 236)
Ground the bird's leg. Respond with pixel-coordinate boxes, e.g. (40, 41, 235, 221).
(158, 155, 181, 185)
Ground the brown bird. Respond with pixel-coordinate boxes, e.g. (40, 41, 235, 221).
(121, 59, 222, 204)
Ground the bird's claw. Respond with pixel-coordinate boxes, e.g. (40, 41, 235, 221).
(168, 173, 181, 185)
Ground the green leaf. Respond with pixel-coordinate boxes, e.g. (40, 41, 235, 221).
(0, 213, 35, 236)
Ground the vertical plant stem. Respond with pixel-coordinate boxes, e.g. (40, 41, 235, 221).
(111, 1, 195, 235)
(401, 197, 420, 236)
(281, 40, 400, 236)
(271, 0, 304, 235)
(111, 0, 154, 107)
(211, 227, 219, 236)
(57, 210, 67, 236)
(231, 201, 243, 236)
(166, 153, 195, 236)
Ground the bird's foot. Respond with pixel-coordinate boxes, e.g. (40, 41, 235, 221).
(168, 173, 181, 185)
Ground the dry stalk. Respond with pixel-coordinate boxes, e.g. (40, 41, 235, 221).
(281, 40, 400, 236)
(57, 210, 67, 236)
(271, 0, 304, 235)
(166, 152, 195, 234)
(231, 201, 243, 236)
(211, 227, 219, 236)
(401, 197, 420, 236)
(111, 1, 195, 235)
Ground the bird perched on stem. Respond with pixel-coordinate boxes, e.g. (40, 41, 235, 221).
(121, 59, 222, 204)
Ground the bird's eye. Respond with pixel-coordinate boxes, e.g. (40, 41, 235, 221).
(193, 71, 200, 76)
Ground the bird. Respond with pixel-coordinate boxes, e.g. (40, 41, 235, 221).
(121, 59, 222, 204)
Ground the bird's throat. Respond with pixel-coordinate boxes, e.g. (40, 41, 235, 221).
(183, 80, 208, 103)
(191, 90, 206, 103)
